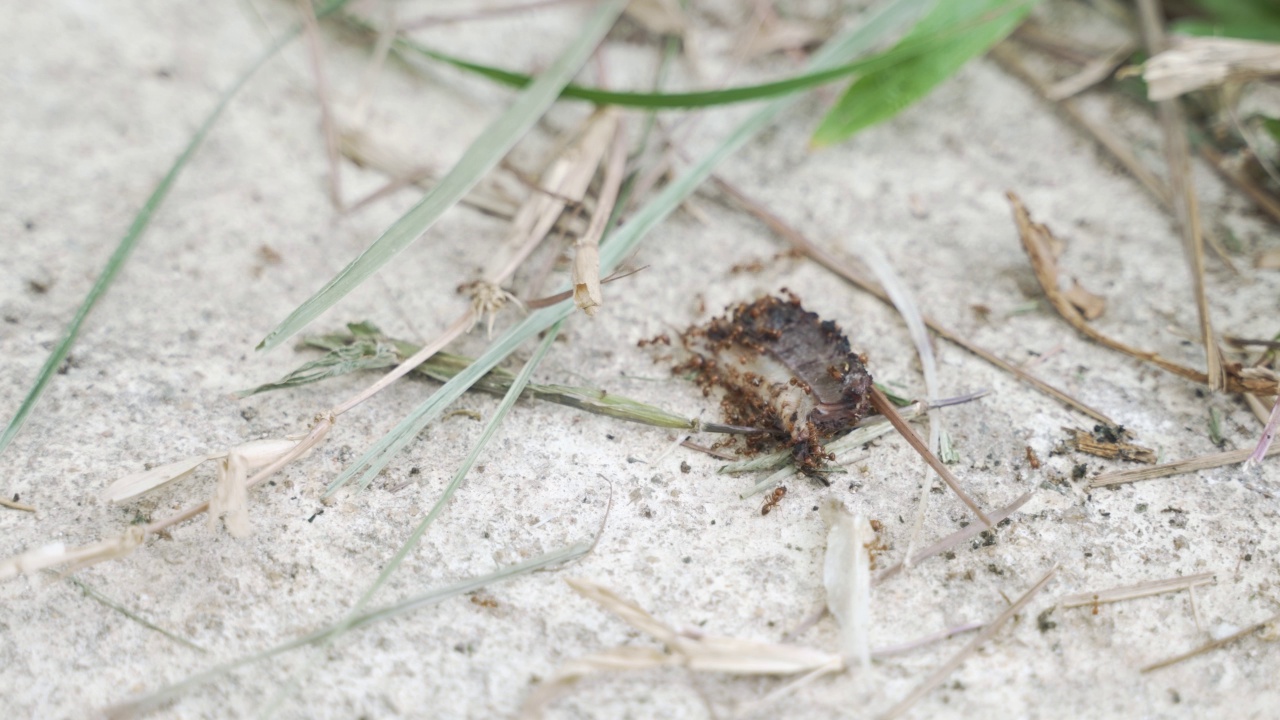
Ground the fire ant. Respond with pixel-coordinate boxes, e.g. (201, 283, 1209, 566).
(761, 486, 787, 516)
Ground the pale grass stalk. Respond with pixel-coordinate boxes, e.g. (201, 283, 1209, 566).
(881, 565, 1058, 719)
(0, 496, 36, 512)
(1059, 571, 1215, 608)
(1137, 0, 1225, 391)
(573, 116, 628, 316)
(297, 0, 343, 209)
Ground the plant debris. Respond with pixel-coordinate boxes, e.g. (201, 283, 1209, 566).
(675, 292, 875, 475)
(1065, 425, 1156, 464)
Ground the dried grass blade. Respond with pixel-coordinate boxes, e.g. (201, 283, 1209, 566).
(1045, 40, 1137, 101)
(1060, 571, 1215, 609)
(881, 565, 1058, 719)
(1008, 192, 1268, 394)
(1090, 442, 1280, 488)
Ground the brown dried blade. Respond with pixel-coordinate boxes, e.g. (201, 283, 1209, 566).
(1008, 192, 1275, 396)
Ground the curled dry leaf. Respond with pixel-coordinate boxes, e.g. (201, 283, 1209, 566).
(1, 526, 146, 582)
(1145, 36, 1280, 101)
(521, 578, 843, 718)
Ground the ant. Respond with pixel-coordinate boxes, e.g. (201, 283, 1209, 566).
(761, 486, 787, 516)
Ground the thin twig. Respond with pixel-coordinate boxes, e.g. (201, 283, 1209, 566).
(870, 389, 991, 527)
(1059, 571, 1215, 608)
(882, 565, 1059, 719)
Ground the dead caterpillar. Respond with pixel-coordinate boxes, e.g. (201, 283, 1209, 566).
(676, 291, 874, 475)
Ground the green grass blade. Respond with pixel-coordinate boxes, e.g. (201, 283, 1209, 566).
(326, 0, 934, 496)
(370, 8, 1027, 109)
(811, 0, 1035, 146)
(256, 0, 629, 352)
(0, 0, 352, 457)
(103, 542, 589, 719)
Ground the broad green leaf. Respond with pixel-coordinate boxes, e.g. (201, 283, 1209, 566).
(1173, 0, 1280, 41)
(328, 0, 937, 495)
(256, 0, 630, 351)
(811, 0, 1035, 147)
(0, 0, 352, 457)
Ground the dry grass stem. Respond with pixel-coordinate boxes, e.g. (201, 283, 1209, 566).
(1136, 0, 1225, 392)
(1144, 36, 1280, 101)
(397, 0, 584, 31)
(297, 0, 343, 209)
(332, 314, 473, 415)
(572, 117, 628, 316)
(0, 496, 36, 512)
(1046, 40, 1138, 101)
(0, 527, 146, 581)
(714, 176, 1115, 424)
(486, 108, 619, 287)
(875, 492, 1035, 585)
(523, 578, 844, 717)
(882, 565, 1058, 719)
(1059, 571, 1215, 608)
(870, 388, 991, 527)
(1090, 442, 1280, 488)
(1009, 192, 1274, 396)
(1141, 612, 1280, 673)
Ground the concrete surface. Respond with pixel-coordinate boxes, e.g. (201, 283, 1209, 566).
(1, 1, 1277, 718)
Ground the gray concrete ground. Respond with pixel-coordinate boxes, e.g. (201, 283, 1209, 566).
(1, 1, 1277, 718)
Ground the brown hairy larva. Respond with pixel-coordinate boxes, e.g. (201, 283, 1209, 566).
(676, 291, 874, 476)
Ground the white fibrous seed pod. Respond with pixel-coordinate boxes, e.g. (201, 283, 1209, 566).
(820, 498, 873, 670)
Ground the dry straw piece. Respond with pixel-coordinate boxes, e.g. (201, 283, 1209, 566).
(1144, 36, 1280, 101)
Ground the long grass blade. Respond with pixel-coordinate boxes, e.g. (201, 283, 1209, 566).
(0, 0, 352, 457)
(256, 0, 629, 352)
(327, 0, 937, 495)
(357, 7, 1021, 109)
